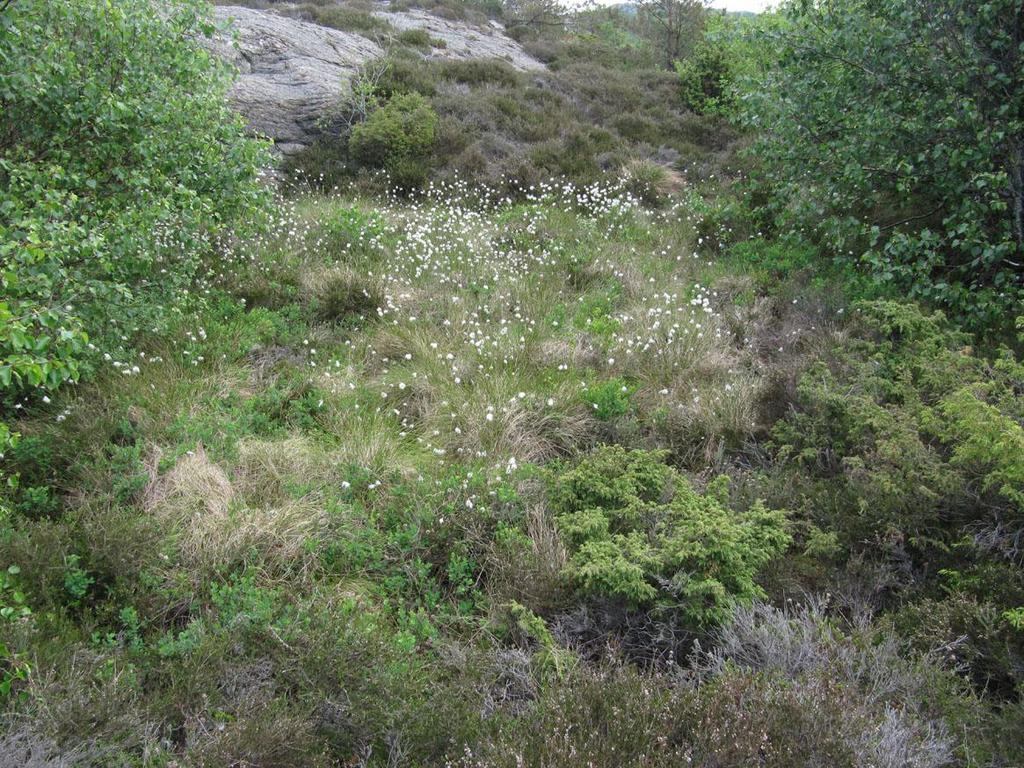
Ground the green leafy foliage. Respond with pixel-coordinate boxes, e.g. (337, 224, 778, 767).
(0, 565, 31, 699)
(0, 0, 269, 406)
(675, 9, 780, 120)
(743, 0, 1024, 331)
(581, 378, 634, 422)
(62, 554, 94, 605)
(549, 446, 790, 625)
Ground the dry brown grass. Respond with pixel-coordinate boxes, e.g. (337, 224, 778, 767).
(233, 436, 328, 507)
(486, 498, 569, 613)
(145, 444, 326, 574)
(203, 499, 326, 573)
(534, 338, 601, 370)
(145, 444, 234, 519)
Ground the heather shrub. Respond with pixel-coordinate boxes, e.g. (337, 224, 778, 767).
(451, 662, 690, 768)
(548, 446, 790, 626)
(689, 600, 958, 768)
(687, 668, 952, 768)
(376, 56, 443, 98)
(530, 127, 620, 183)
(439, 58, 522, 87)
(286, 2, 395, 34)
(397, 27, 436, 49)
(891, 589, 1024, 698)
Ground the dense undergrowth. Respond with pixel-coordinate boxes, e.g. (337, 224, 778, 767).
(1, 0, 1022, 766)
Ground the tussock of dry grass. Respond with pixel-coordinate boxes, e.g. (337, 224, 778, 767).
(233, 437, 328, 507)
(145, 445, 326, 573)
(417, 375, 598, 463)
(145, 445, 234, 519)
(315, 407, 415, 474)
(646, 373, 764, 464)
(577, 259, 650, 302)
(197, 499, 325, 572)
(622, 157, 685, 203)
(458, 395, 595, 463)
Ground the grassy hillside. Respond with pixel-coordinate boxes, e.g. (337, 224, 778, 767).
(1, 0, 1022, 766)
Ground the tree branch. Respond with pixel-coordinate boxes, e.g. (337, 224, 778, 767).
(878, 205, 944, 231)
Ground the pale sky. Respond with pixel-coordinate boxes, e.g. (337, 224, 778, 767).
(708, 0, 774, 11)
(581, 0, 777, 13)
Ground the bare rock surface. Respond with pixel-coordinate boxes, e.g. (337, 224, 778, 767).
(203, 4, 543, 152)
(374, 9, 544, 71)
(206, 6, 383, 151)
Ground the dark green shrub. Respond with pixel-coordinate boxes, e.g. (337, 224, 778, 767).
(349, 93, 439, 188)
(769, 300, 1023, 553)
(935, 389, 1024, 514)
(675, 41, 735, 115)
(280, 138, 350, 191)
(548, 446, 790, 625)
